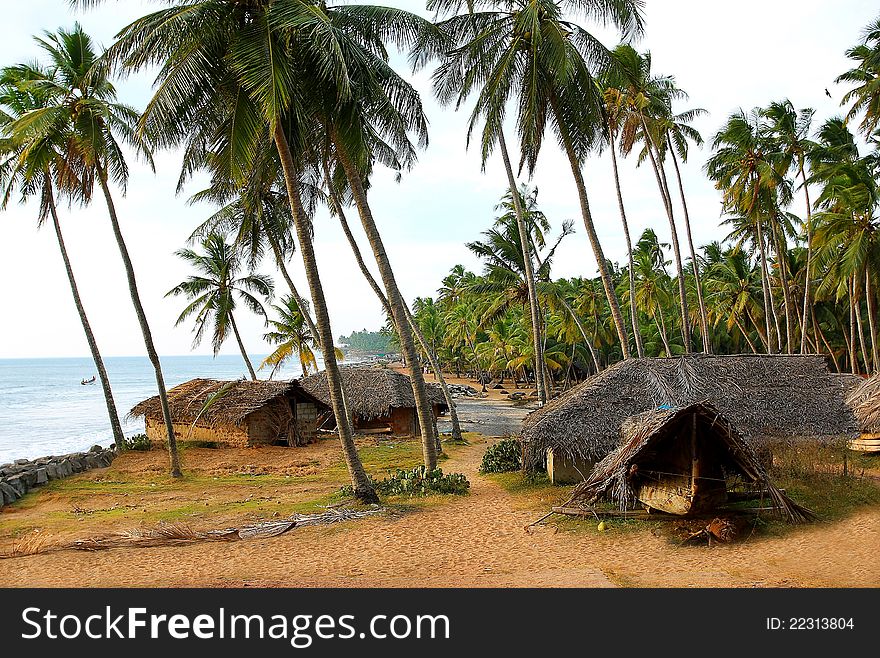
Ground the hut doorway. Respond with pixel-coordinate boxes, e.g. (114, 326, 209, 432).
(634, 411, 729, 515)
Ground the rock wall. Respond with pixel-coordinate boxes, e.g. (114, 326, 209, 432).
(0, 444, 117, 508)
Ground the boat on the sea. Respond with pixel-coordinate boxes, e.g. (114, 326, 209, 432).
(81, 376, 96, 385)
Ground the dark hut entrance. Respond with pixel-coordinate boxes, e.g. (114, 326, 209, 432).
(567, 402, 813, 522)
(624, 407, 729, 515)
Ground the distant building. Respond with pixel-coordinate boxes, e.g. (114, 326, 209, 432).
(300, 367, 448, 437)
(130, 379, 328, 448)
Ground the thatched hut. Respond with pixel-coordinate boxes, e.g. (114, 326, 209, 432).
(845, 375, 880, 453)
(522, 355, 859, 483)
(299, 367, 448, 437)
(566, 402, 813, 522)
(130, 379, 329, 448)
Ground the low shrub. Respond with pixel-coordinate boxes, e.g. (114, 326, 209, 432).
(341, 466, 470, 498)
(120, 434, 151, 452)
(480, 438, 522, 473)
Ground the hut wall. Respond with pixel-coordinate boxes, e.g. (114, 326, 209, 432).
(354, 413, 395, 434)
(547, 448, 593, 485)
(246, 406, 288, 446)
(391, 407, 417, 436)
(295, 402, 320, 443)
(145, 417, 250, 447)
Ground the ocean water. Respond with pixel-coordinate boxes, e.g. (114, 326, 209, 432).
(0, 355, 331, 464)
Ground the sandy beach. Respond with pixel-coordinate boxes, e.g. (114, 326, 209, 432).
(2, 390, 878, 589)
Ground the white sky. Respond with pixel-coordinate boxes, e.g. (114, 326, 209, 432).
(0, 0, 875, 359)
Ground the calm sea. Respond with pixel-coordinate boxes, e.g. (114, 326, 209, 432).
(0, 354, 342, 463)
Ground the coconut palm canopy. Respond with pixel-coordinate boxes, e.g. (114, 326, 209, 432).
(300, 367, 448, 422)
(568, 402, 815, 523)
(846, 375, 880, 433)
(130, 379, 325, 427)
(522, 354, 859, 467)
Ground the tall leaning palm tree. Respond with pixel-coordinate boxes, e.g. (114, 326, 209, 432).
(300, 3, 448, 464)
(10, 24, 182, 475)
(0, 62, 125, 448)
(84, 0, 425, 502)
(167, 234, 274, 379)
(764, 100, 816, 353)
(706, 109, 791, 354)
(608, 43, 695, 351)
(428, 0, 642, 372)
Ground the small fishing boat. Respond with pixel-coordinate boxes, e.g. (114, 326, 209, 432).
(81, 376, 96, 385)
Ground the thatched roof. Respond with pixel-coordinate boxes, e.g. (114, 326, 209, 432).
(522, 355, 859, 467)
(567, 402, 814, 523)
(129, 379, 325, 427)
(846, 375, 880, 433)
(299, 367, 448, 421)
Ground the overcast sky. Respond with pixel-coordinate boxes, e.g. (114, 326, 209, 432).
(0, 0, 876, 359)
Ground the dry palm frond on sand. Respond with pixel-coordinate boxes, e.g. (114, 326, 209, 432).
(1, 508, 382, 558)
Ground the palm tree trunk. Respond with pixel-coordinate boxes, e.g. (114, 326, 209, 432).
(668, 143, 710, 353)
(229, 313, 257, 380)
(331, 132, 438, 470)
(733, 316, 759, 354)
(266, 233, 320, 340)
(812, 306, 840, 372)
(47, 185, 125, 448)
(656, 308, 673, 356)
(640, 124, 692, 352)
(747, 307, 770, 352)
(754, 220, 776, 353)
(273, 124, 377, 503)
(609, 126, 644, 358)
(866, 270, 878, 373)
(96, 165, 181, 477)
(799, 169, 814, 354)
(556, 296, 600, 372)
(550, 97, 631, 358)
(325, 167, 465, 443)
(773, 227, 795, 353)
(497, 132, 548, 403)
(848, 278, 859, 374)
(855, 285, 870, 375)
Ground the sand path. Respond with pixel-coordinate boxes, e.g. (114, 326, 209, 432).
(1, 439, 878, 588)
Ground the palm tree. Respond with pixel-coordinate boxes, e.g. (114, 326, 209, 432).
(167, 234, 274, 379)
(261, 295, 344, 379)
(301, 8, 450, 466)
(837, 16, 880, 139)
(811, 118, 880, 373)
(11, 24, 182, 475)
(189, 157, 321, 342)
(428, 0, 642, 370)
(602, 82, 644, 357)
(632, 229, 678, 356)
(764, 100, 817, 353)
(89, 0, 385, 502)
(609, 44, 695, 351)
(0, 63, 125, 448)
(704, 244, 763, 354)
(706, 108, 792, 353)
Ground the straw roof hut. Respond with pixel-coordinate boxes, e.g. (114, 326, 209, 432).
(845, 375, 880, 452)
(523, 355, 859, 475)
(299, 367, 448, 437)
(130, 379, 328, 448)
(566, 402, 813, 522)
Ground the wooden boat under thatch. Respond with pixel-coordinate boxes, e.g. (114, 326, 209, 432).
(845, 375, 880, 453)
(566, 402, 814, 522)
